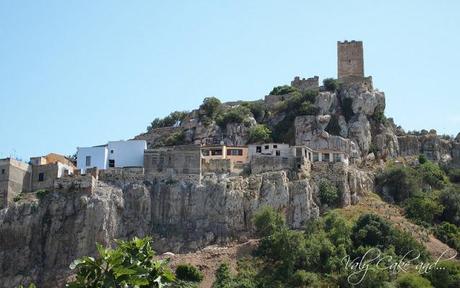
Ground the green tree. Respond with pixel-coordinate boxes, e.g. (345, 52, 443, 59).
(396, 273, 432, 288)
(323, 78, 339, 92)
(200, 97, 222, 119)
(66, 237, 175, 288)
(417, 161, 447, 189)
(175, 264, 204, 283)
(253, 206, 285, 237)
(439, 186, 460, 225)
(375, 166, 421, 203)
(269, 85, 297, 95)
(426, 261, 460, 288)
(319, 180, 340, 207)
(404, 194, 444, 225)
(434, 222, 460, 252)
(248, 124, 271, 144)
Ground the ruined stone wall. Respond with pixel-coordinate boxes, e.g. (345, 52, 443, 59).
(291, 76, 319, 91)
(202, 159, 233, 174)
(0, 159, 31, 208)
(54, 174, 96, 193)
(98, 167, 145, 186)
(338, 40, 364, 79)
(250, 156, 296, 174)
(144, 145, 201, 176)
(31, 163, 58, 192)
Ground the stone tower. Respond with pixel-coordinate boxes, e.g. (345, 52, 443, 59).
(337, 40, 364, 79)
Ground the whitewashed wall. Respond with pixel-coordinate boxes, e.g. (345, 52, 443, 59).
(107, 140, 146, 168)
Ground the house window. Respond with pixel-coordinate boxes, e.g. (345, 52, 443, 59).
(227, 149, 243, 156)
(211, 149, 223, 156)
(334, 153, 341, 162)
(275, 150, 281, 156)
(109, 159, 115, 168)
(273, 145, 278, 149)
(85, 156, 91, 167)
(256, 146, 262, 153)
(1, 169, 4, 174)
(202, 150, 210, 156)
(322, 153, 330, 162)
(264, 145, 269, 150)
(110, 150, 114, 154)
(38, 172, 45, 182)
(313, 153, 319, 161)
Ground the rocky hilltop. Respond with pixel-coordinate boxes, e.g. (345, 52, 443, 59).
(1, 42, 459, 287)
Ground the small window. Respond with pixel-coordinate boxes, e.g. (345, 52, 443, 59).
(273, 145, 278, 149)
(85, 156, 91, 167)
(264, 145, 269, 150)
(276, 150, 281, 156)
(1, 169, 5, 174)
(109, 159, 115, 168)
(227, 149, 243, 156)
(110, 150, 114, 154)
(38, 172, 45, 182)
(256, 146, 262, 153)
(313, 153, 319, 161)
(202, 150, 210, 156)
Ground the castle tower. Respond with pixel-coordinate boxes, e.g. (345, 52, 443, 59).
(337, 40, 364, 79)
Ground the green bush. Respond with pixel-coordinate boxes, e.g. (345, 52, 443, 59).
(323, 78, 339, 92)
(375, 166, 421, 203)
(396, 273, 432, 288)
(289, 270, 319, 287)
(319, 180, 340, 207)
(175, 264, 203, 283)
(67, 237, 175, 287)
(36, 189, 49, 200)
(426, 261, 460, 288)
(448, 168, 460, 183)
(164, 130, 187, 146)
(434, 222, 460, 252)
(373, 110, 387, 124)
(248, 124, 271, 144)
(200, 97, 222, 119)
(148, 111, 189, 131)
(253, 206, 285, 237)
(439, 186, 460, 226)
(216, 106, 251, 129)
(404, 194, 443, 225)
(269, 85, 297, 95)
(419, 154, 428, 164)
(417, 161, 447, 189)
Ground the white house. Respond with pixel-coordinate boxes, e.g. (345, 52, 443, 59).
(248, 143, 293, 158)
(77, 140, 146, 173)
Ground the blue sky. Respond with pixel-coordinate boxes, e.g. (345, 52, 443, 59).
(1, 0, 459, 160)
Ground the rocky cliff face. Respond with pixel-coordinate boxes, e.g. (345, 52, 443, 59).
(0, 165, 373, 287)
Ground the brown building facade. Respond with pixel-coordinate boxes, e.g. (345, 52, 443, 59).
(0, 158, 31, 208)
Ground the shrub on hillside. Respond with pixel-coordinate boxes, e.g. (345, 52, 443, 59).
(448, 168, 460, 183)
(253, 206, 285, 237)
(404, 194, 444, 225)
(319, 180, 340, 207)
(323, 78, 339, 92)
(439, 186, 460, 226)
(395, 273, 432, 288)
(434, 222, 460, 252)
(147, 111, 189, 131)
(248, 124, 271, 144)
(418, 154, 428, 164)
(164, 130, 187, 146)
(175, 264, 204, 283)
(216, 105, 251, 129)
(269, 85, 297, 95)
(375, 166, 421, 203)
(426, 261, 460, 288)
(417, 161, 447, 189)
(199, 97, 221, 119)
